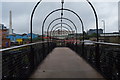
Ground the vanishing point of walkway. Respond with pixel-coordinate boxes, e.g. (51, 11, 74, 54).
(30, 47, 103, 78)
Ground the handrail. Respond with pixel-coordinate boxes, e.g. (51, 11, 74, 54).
(81, 41, 120, 46)
(0, 41, 48, 52)
(95, 42, 120, 46)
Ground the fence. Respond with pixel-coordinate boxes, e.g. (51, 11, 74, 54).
(1, 42, 56, 79)
(67, 42, 120, 80)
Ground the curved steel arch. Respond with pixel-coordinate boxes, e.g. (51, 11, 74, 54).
(52, 29, 70, 39)
(52, 28, 71, 37)
(30, 0, 98, 43)
(48, 22, 75, 42)
(49, 23, 74, 41)
(30, 0, 42, 43)
(86, 0, 99, 42)
(54, 26, 73, 33)
(42, 8, 84, 42)
(46, 17, 77, 37)
(51, 26, 73, 37)
(46, 17, 78, 43)
(50, 22, 74, 36)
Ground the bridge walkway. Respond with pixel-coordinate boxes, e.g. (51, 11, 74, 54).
(30, 47, 103, 78)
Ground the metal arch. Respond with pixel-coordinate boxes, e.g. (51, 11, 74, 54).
(49, 23, 74, 39)
(30, 0, 42, 43)
(51, 26, 73, 37)
(52, 29, 70, 39)
(52, 29, 71, 37)
(49, 23, 74, 41)
(42, 8, 84, 42)
(54, 26, 72, 33)
(48, 23, 74, 41)
(86, 0, 99, 42)
(46, 17, 78, 44)
(86, 0, 99, 67)
(46, 17, 77, 37)
(50, 23, 73, 35)
(30, 0, 98, 43)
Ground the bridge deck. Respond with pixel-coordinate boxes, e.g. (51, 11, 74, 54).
(30, 47, 103, 78)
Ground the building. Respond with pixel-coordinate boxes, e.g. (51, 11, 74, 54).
(100, 32, 120, 43)
(6, 33, 39, 43)
(0, 24, 9, 38)
(23, 33, 38, 39)
(67, 33, 83, 40)
(45, 29, 75, 36)
(0, 24, 10, 48)
(87, 29, 103, 35)
(7, 34, 22, 42)
(45, 29, 75, 39)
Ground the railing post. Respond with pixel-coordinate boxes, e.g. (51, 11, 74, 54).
(82, 42, 85, 57)
(42, 42, 45, 60)
(0, 51, 1, 80)
(95, 43, 100, 70)
(30, 45, 35, 72)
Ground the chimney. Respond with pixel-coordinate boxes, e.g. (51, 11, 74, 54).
(9, 10, 12, 34)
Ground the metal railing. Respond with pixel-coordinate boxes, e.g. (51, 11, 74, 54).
(1, 42, 56, 79)
(67, 41, 120, 80)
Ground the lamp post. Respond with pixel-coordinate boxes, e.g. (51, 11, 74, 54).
(101, 20, 105, 42)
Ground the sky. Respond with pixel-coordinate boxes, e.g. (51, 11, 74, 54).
(1, 0, 119, 34)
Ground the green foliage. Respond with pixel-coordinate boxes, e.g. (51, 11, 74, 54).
(79, 37, 83, 40)
(89, 33, 97, 37)
(83, 33, 100, 40)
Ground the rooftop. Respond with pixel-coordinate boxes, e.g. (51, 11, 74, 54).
(0, 24, 8, 30)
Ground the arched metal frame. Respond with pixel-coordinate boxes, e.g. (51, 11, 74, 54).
(51, 29, 72, 47)
(29, 0, 99, 69)
(55, 26, 74, 31)
(86, 0, 99, 42)
(86, 0, 99, 66)
(46, 17, 78, 43)
(51, 26, 73, 39)
(46, 17, 77, 37)
(50, 23, 74, 35)
(47, 17, 77, 44)
(48, 22, 76, 42)
(52, 29, 71, 37)
(41, 8, 84, 43)
(30, 0, 98, 43)
(30, 0, 42, 43)
(52, 29, 71, 43)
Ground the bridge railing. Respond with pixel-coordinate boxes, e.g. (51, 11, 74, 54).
(0, 42, 56, 79)
(67, 42, 120, 80)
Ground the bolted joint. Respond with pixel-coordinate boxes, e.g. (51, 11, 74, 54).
(61, 12, 63, 16)
(86, 0, 89, 2)
(61, 0, 64, 4)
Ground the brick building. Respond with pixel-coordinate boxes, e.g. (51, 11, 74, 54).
(0, 24, 10, 48)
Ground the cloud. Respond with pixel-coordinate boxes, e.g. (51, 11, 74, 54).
(1, 1, 119, 34)
(1, 0, 119, 2)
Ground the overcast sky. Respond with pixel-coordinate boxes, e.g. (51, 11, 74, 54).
(1, 0, 119, 34)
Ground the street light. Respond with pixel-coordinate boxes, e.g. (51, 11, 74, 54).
(101, 20, 105, 42)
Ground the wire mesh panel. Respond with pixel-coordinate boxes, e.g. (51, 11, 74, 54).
(67, 42, 120, 80)
(1, 42, 56, 79)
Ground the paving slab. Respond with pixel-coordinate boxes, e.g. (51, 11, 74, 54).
(30, 47, 104, 78)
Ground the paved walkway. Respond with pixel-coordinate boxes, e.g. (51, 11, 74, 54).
(30, 47, 104, 78)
